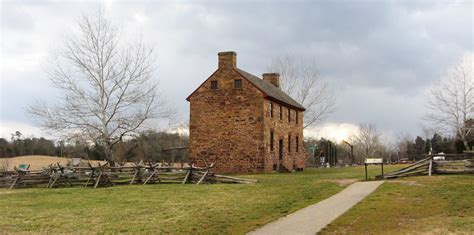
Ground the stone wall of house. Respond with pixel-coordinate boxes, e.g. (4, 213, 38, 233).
(188, 51, 305, 173)
(262, 100, 306, 171)
(189, 56, 266, 173)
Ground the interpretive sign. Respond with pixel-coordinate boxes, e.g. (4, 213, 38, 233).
(364, 158, 384, 180)
(365, 158, 383, 164)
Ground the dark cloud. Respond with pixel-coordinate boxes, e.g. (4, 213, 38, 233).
(1, 0, 472, 138)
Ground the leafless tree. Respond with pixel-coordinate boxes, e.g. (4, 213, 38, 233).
(424, 54, 473, 150)
(383, 138, 398, 163)
(28, 11, 172, 163)
(394, 133, 413, 162)
(0, 158, 11, 172)
(268, 56, 336, 128)
(354, 123, 382, 159)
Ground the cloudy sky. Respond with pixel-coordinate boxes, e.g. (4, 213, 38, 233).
(1, 0, 472, 141)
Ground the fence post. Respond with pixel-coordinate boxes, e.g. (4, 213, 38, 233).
(428, 158, 433, 176)
(364, 163, 368, 181)
(381, 162, 384, 179)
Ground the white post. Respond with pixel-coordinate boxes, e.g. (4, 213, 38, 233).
(428, 158, 433, 176)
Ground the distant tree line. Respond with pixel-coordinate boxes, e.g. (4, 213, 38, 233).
(0, 131, 189, 163)
(0, 131, 58, 157)
(396, 133, 470, 162)
(305, 132, 472, 166)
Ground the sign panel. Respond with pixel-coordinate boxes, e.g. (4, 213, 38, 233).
(320, 157, 325, 164)
(365, 158, 383, 164)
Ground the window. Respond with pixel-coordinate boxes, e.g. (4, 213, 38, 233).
(296, 136, 299, 153)
(270, 131, 274, 151)
(288, 134, 291, 152)
(210, 81, 218, 90)
(234, 79, 242, 89)
(295, 111, 298, 125)
(288, 108, 291, 123)
(270, 102, 273, 118)
(279, 105, 283, 120)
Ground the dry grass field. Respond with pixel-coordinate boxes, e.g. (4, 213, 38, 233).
(2, 155, 105, 171)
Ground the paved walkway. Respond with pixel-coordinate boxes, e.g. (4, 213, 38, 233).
(248, 181, 384, 235)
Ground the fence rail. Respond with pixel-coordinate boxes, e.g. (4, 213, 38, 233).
(379, 153, 474, 179)
(0, 161, 257, 189)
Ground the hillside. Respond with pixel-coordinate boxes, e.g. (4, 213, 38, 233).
(2, 155, 104, 171)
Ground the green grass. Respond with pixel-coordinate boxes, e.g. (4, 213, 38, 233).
(0, 166, 397, 234)
(321, 175, 474, 234)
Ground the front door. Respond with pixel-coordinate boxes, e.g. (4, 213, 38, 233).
(279, 139, 283, 160)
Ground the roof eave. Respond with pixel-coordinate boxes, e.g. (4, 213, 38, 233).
(185, 69, 219, 101)
(187, 67, 306, 112)
(265, 96, 306, 111)
(234, 69, 305, 111)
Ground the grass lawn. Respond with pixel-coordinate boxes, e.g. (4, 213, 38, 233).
(321, 175, 474, 234)
(0, 165, 399, 234)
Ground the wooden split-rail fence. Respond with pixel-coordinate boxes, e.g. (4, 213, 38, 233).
(379, 153, 474, 179)
(0, 161, 257, 189)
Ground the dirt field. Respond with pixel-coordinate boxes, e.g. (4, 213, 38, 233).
(1, 155, 105, 171)
(1, 156, 188, 171)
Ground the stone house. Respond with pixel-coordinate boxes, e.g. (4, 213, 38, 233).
(186, 51, 306, 173)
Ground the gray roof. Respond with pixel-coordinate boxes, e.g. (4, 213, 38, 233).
(236, 68, 306, 111)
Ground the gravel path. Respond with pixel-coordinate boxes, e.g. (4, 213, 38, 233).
(248, 181, 385, 235)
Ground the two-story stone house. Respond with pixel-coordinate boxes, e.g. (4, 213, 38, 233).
(186, 51, 306, 173)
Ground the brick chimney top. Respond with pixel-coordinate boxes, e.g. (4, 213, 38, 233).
(263, 73, 280, 88)
(218, 51, 237, 69)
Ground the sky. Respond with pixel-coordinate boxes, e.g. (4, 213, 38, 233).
(1, 0, 473, 142)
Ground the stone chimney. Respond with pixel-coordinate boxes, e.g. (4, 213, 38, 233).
(218, 51, 237, 69)
(263, 73, 280, 88)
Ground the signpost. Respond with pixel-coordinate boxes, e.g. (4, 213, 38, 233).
(342, 140, 354, 164)
(309, 144, 318, 167)
(364, 158, 384, 180)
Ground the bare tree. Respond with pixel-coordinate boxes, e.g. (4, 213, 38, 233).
(354, 123, 382, 159)
(28, 11, 172, 163)
(424, 54, 473, 150)
(0, 158, 11, 171)
(394, 133, 413, 162)
(268, 56, 335, 128)
(383, 138, 398, 163)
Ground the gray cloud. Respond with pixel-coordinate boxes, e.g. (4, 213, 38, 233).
(1, 0, 472, 138)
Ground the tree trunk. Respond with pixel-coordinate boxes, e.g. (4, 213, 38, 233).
(463, 140, 471, 151)
(104, 144, 116, 166)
